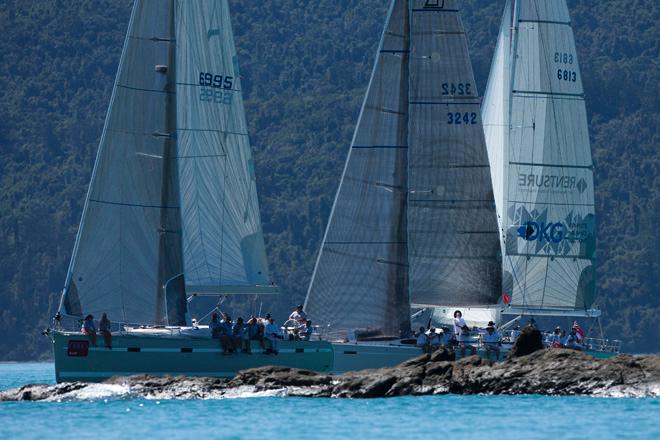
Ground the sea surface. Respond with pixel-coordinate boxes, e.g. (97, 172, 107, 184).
(0, 363, 658, 439)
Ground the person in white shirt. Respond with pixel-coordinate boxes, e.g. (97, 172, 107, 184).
(298, 319, 314, 341)
(482, 321, 501, 361)
(264, 317, 281, 354)
(453, 310, 476, 357)
(416, 326, 429, 352)
(289, 305, 308, 324)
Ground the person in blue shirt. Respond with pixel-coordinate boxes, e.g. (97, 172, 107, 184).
(232, 317, 246, 352)
(220, 313, 235, 354)
(482, 321, 501, 361)
(81, 314, 97, 346)
(416, 326, 429, 352)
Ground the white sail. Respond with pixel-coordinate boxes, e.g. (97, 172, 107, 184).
(175, 0, 274, 295)
(61, 0, 182, 325)
(483, 0, 596, 310)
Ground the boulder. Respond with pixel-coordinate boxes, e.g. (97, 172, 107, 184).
(508, 326, 544, 358)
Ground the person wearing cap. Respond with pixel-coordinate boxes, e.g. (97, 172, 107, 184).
(482, 321, 501, 361)
(289, 305, 308, 324)
(548, 326, 563, 347)
(416, 326, 429, 352)
(453, 310, 476, 357)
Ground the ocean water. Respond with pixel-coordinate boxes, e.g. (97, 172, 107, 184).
(1, 363, 658, 439)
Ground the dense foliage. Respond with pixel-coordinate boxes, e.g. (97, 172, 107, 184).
(0, 0, 657, 359)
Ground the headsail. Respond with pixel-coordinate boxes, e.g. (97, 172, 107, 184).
(305, 0, 411, 338)
(407, 0, 501, 308)
(61, 0, 182, 325)
(175, 0, 274, 295)
(483, 0, 596, 310)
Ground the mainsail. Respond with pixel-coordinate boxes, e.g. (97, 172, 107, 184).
(407, 0, 501, 308)
(60, 0, 273, 326)
(305, 0, 501, 337)
(483, 0, 596, 311)
(305, 0, 411, 338)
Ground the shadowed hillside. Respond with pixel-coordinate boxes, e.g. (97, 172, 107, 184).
(0, 0, 657, 359)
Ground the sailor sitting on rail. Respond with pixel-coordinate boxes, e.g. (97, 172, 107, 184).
(430, 328, 445, 350)
(564, 329, 582, 351)
(264, 316, 281, 355)
(548, 326, 563, 347)
(81, 314, 97, 347)
(416, 326, 429, 352)
(482, 321, 501, 361)
(298, 319, 314, 341)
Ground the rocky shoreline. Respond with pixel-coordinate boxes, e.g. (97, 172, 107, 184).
(2, 330, 658, 401)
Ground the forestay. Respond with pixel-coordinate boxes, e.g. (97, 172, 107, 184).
(175, 0, 273, 296)
(305, 0, 411, 338)
(483, 0, 596, 310)
(407, 0, 501, 308)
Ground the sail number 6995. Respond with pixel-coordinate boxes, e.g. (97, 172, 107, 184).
(199, 72, 234, 89)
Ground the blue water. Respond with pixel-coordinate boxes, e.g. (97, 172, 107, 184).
(1, 363, 658, 439)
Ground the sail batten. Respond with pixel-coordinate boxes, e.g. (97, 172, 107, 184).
(484, 0, 596, 310)
(406, 0, 501, 308)
(175, 0, 273, 296)
(61, 0, 182, 325)
(305, 0, 411, 338)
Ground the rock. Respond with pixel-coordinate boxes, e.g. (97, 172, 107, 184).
(2, 350, 658, 401)
(508, 326, 544, 358)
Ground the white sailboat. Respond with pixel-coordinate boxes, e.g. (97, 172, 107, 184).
(482, 0, 620, 355)
(49, 0, 333, 383)
(305, 0, 505, 372)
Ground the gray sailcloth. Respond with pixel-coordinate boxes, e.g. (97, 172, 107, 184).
(407, 0, 501, 308)
(483, 0, 596, 310)
(305, 0, 411, 338)
(61, 0, 183, 325)
(305, 0, 502, 336)
(175, 0, 273, 295)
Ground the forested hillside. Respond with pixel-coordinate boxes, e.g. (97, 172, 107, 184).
(0, 0, 657, 360)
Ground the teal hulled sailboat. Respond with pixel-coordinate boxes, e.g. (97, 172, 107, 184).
(49, 0, 332, 383)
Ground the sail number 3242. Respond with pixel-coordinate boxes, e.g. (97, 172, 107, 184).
(447, 112, 478, 125)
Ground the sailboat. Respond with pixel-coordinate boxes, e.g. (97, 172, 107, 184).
(48, 0, 333, 383)
(305, 0, 505, 372)
(482, 0, 620, 355)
